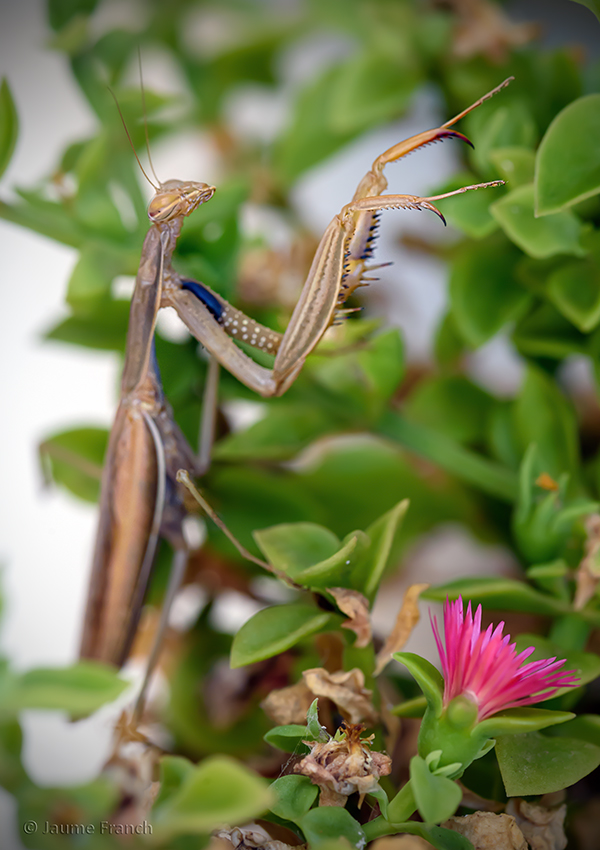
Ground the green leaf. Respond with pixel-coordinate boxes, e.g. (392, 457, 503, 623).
(491, 184, 587, 259)
(449, 241, 529, 347)
(306, 698, 328, 741)
(44, 300, 131, 351)
(548, 714, 600, 746)
(495, 731, 600, 795)
(422, 578, 569, 616)
(477, 708, 575, 739)
(311, 329, 405, 423)
(547, 257, 600, 331)
(536, 94, 600, 214)
(299, 806, 365, 849)
(269, 775, 318, 823)
(40, 427, 107, 503)
(393, 653, 444, 716)
(405, 377, 493, 445)
(513, 302, 587, 360)
(570, 0, 600, 21)
(410, 755, 462, 823)
(254, 502, 407, 597)
(329, 51, 420, 134)
(377, 412, 518, 502)
(152, 756, 195, 810)
(0, 78, 18, 180)
(513, 365, 579, 479)
(230, 604, 337, 668)
(48, 0, 99, 30)
(213, 404, 333, 462)
(254, 523, 342, 574)
(359, 499, 409, 600)
(152, 756, 272, 840)
(489, 146, 535, 187)
(0, 662, 127, 718)
(66, 244, 124, 315)
(399, 823, 474, 850)
(264, 725, 310, 754)
(468, 100, 537, 176)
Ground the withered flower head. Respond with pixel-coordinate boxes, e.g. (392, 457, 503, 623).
(294, 722, 391, 808)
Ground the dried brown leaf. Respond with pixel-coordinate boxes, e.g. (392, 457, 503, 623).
(303, 667, 378, 725)
(374, 583, 429, 676)
(443, 813, 527, 850)
(212, 826, 304, 850)
(575, 514, 600, 609)
(370, 838, 431, 850)
(506, 799, 567, 850)
(261, 680, 315, 726)
(450, 0, 538, 63)
(328, 587, 372, 648)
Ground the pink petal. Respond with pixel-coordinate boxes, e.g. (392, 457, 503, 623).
(433, 596, 579, 721)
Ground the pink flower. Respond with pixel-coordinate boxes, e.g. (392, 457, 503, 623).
(431, 597, 579, 722)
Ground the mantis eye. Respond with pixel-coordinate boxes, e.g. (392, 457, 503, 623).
(148, 192, 181, 222)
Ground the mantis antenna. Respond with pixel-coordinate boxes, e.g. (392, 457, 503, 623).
(137, 48, 162, 188)
(108, 86, 160, 191)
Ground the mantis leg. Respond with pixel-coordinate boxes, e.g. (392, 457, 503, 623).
(197, 356, 220, 476)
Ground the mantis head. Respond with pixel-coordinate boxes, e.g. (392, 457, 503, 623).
(148, 180, 216, 223)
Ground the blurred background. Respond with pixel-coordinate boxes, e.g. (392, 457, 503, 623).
(1, 0, 599, 803)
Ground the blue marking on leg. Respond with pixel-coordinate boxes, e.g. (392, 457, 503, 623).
(181, 280, 223, 321)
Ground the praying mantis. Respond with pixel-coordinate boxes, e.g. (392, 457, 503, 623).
(78, 78, 512, 679)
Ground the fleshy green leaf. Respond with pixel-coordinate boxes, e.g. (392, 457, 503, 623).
(404, 377, 493, 445)
(477, 708, 575, 739)
(269, 775, 318, 822)
(513, 365, 579, 479)
(571, 0, 600, 21)
(230, 604, 337, 668)
(547, 258, 600, 332)
(66, 244, 125, 315)
(548, 714, 600, 746)
(377, 412, 518, 502)
(0, 78, 18, 180)
(513, 302, 587, 360)
(306, 698, 329, 741)
(358, 499, 409, 600)
(410, 755, 462, 823)
(393, 653, 444, 715)
(152, 756, 272, 840)
(491, 184, 587, 259)
(0, 663, 127, 718)
(254, 523, 342, 574)
(152, 756, 195, 810)
(44, 300, 131, 351)
(213, 404, 333, 462)
(468, 100, 537, 176)
(536, 93, 600, 214)
(423, 578, 569, 616)
(449, 241, 529, 347)
(48, 0, 99, 30)
(299, 806, 366, 849)
(264, 725, 310, 754)
(489, 146, 535, 187)
(496, 731, 600, 795)
(329, 51, 420, 134)
(40, 426, 107, 503)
